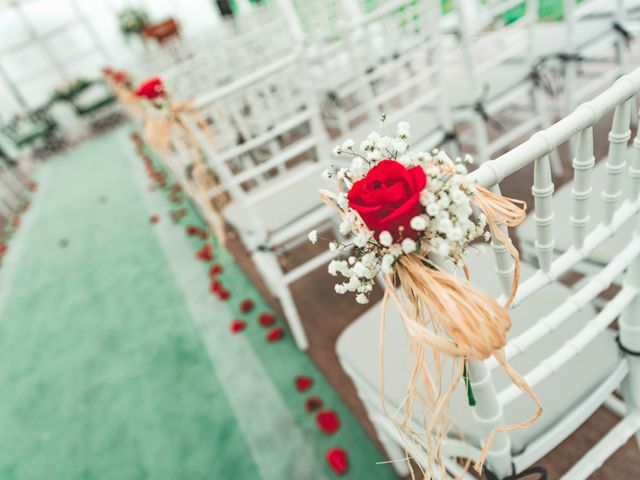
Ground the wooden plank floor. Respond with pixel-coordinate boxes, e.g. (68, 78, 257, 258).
(226, 102, 640, 478)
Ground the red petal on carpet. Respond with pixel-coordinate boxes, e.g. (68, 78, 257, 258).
(150, 215, 160, 224)
(0, 244, 7, 256)
(316, 410, 341, 434)
(230, 320, 246, 333)
(195, 243, 213, 262)
(266, 327, 284, 342)
(210, 281, 221, 294)
(326, 447, 348, 475)
(198, 230, 208, 240)
(258, 313, 276, 327)
(295, 375, 313, 392)
(186, 225, 200, 236)
(305, 397, 323, 413)
(240, 299, 254, 313)
(218, 289, 230, 301)
(209, 264, 223, 277)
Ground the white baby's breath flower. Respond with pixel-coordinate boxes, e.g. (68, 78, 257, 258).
(352, 262, 368, 278)
(322, 169, 332, 180)
(339, 221, 351, 236)
(348, 256, 356, 265)
(333, 145, 342, 157)
(401, 238, 417, 254)
(455, 164, 468, 175)
(356, 293, 370, 304)
(420, 190, 436, 206)
(335, 284, 347, 294)
(379, 230, 393, 247)
(308, 230, 318, 244)
(464, 154, 474, 164)
(450, 188, 467, 205)
(353, 231, 371, 248)
(342, 139, 355, 150)
(328, 260, 339, 276)
(381, 254, 395, 274)
(367, 150, 383, 162)
(397, 121, 410, 138)
(337, 193, 348, 209)
(426, 202, 440, 216)
(448, 227, 463, 242)
(336, 168, 347, 180)
(329, 241, 339, 252)
(410, 216, 427, 231)
(483, 231, 492, 241)
(393, 139, 408, 154)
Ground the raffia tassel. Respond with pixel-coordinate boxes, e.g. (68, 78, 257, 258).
(381, 186, 541, 475)
(144, 113, 173, 153)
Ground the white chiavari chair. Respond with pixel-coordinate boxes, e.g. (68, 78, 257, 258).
(336, 67, 640, 478)
(449, 0, 561, 173)
(180, 49, 335, 351)
(314, 0, 456, 154)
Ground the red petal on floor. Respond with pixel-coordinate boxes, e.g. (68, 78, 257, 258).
(186, 225, 200, 236)
(294, 375, 313, 392)
(195, 243, 213, 262)
(266, 327, 284, 342)
(209, 264, 223, 277)
(230, 320, 246, 333)
(210, 281, 221, 294)
(0, 243, 7, 256)
(218, 289, 230, 301)
(316, 410, 341, 434)
(258, 313, 276, 327)
(150, 215, 160, 224)
(326, 448, 348, 475)
(305, 397, 323, 413)
(199, 230, 208, 240)
(240, 299, 254, 313)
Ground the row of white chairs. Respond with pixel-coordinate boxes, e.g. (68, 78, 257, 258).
(123, 0, 640, 353)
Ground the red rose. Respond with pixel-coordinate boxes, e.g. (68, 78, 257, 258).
(136, 77, 165, 99)
(348, 160, 426, 241)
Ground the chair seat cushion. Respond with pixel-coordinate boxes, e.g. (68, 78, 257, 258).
(517, 155, 636, 265)
(336, 252, 621, 453)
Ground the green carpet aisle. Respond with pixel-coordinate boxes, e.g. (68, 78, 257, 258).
(0, 127, 396, 480)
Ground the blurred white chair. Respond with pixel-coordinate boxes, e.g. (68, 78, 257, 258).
(450, 0, 560, 172)
(183, 50, 335, 351)
(313, 0, 457, 154)
(533, 0, 630, 117)
(336, 67, 640, 478)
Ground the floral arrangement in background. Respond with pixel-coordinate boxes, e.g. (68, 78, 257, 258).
(313, 118, 541, 476)
(118, 8, 149, 36)
(51, 78, 92, 102)
(103, 67, 131, 87)
(312, 121, 488, 305)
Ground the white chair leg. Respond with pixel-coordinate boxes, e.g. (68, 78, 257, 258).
(277, 283, 309, 350)
(251, 250, 309, 350)
(470, 113, 490, 165)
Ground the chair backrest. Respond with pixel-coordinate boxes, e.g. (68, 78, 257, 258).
(452, 0, 537, 99)
(463, 66, 640, 474)
(182, 49, 331, 235)
(315, 0, 452, 145)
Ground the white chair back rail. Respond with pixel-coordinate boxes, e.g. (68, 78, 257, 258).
(460, 66, 640, 477)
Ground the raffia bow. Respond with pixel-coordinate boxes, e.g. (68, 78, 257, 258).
(321, 173, 542, 476)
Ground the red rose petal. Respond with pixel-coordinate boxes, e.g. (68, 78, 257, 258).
(209, 264, 223, 277)
(240, 299, 254, 313)
(186, 225, 200, 236)
(305, 396, 323, 413)
(258, 313, 276, 327)
(218, 289, 230, 301)
(0, 243, 7, 256)
(295, 375, 313, 392)
(210, 281, 221, 294)
(196, 243, 213, 262)
(266, 327, 284, 342)
(326, 447, 348, 475)
(199, 230, 208, 240)
(150, 215, 160, 224)
(230, 320, 246, 333)
(316, 410, 341, 434)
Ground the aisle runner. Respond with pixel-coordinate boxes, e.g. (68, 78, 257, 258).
(125, 129, 397, 480)
(0, 126, 395, 479)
